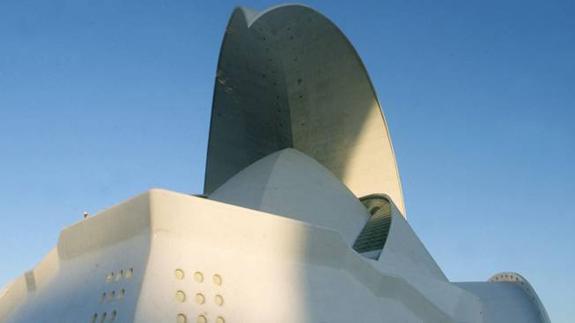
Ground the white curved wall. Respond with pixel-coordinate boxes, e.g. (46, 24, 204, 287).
(204, 5, 406, 215)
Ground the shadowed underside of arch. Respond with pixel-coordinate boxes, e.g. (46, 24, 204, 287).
(204, 5, 406, 215)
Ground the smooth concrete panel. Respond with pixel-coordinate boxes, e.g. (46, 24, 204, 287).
(1, 192, 153, 323)
(457, 281, 547, 323)
(140, 189, 452, 322)
(1, 190, 461, 322)
(378, 203, 446, 281)
(209, 148, 370, 245)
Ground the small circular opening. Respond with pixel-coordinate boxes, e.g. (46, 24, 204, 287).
(195, 293, 205, 305)
(177, 313, 187, 323)
(194, 272, 204, 283)
(125, 268, 134, 279)
(212, 274, 222, 286)
(175, 269, 185, 280)
(175, 290, 186, 303)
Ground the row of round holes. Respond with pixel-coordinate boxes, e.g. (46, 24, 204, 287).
(175, 270, 222, 286)
(493, 274, 528, 288)
(496, 274, 517, 281)
(174, 270, 225, 323)
(177, 313, 225, 323)
(175, 290, 224, 306)
(92, 310, 117, 323)
(100, 288, 126, 302)
(106, 268, 133, 282)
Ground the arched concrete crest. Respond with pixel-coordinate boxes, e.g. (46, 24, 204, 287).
(204, 5, 406, 215)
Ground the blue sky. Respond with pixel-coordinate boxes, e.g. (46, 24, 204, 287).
(1, 0, 573, 321)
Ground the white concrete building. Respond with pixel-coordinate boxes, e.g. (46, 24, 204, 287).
(0, 4, 549, 323)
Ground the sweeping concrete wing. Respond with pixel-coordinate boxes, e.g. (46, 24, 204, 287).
(204, 5, 406, 215)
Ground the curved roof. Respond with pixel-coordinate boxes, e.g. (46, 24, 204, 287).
(204, 5, 406, 215)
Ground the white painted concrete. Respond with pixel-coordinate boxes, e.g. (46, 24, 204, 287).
(0, 4, 550, 322)
(204, 4, 405, 215)
(210, 148, 370, 245)
(0, 188, 549, 323)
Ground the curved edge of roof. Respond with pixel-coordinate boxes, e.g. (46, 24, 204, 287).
(237, 5, 404, 204)
(206, 4, 406, 215)
(489, 272, 551, 323)
(236, 4, 312, 27)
